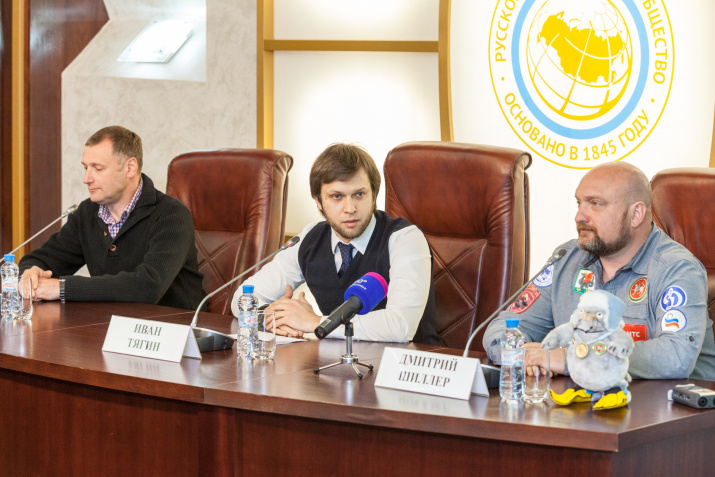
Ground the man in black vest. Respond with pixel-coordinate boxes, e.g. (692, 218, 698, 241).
(231, 143, 439, 344)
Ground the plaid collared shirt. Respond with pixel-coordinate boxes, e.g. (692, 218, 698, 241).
(98, 178, 143, 239)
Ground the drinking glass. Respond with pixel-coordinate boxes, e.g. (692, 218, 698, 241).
(15, 276, 34, 320)
(523, 347, 550, 403)
(251, 310, 276, 359)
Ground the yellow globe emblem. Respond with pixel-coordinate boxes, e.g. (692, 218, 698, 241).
(526, 0, 633, 121)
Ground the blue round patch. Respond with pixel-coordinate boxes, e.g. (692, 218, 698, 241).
(534, 265, 554, 288)
(660, 286, 687, 311)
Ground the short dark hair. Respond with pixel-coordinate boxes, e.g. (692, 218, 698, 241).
(309, 143, 381, 205)
(85, 126, 143, 171)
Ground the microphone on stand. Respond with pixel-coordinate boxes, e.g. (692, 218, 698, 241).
(314, 272, 388, 339)
(461, 247, 566, 388)
(1, 205, 78, 263)
(191, 235, 300, 352)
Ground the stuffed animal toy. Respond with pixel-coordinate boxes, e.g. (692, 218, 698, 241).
(541, 290, 634, 411)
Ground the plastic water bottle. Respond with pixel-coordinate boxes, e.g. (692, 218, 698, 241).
(499, 318, 525, 400)
(237, 284, 258, 358)
(1, 254, 20, 320)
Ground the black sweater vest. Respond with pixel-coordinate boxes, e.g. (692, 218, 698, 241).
(298, 210, 439, 344)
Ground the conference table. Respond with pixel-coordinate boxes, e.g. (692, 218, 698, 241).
(0, 302, 713, 476)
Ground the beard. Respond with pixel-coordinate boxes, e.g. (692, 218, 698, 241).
(322, 203, 376, 241)
(577, 212, 631, 257)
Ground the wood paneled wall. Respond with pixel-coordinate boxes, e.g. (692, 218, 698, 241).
(0, 0, 108, 253)
(0, 2, 12, 253)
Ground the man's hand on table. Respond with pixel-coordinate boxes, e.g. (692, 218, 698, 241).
(523, 341, 566, 377)
(21, 266, 59, 300)
(265, 285, 322, 338)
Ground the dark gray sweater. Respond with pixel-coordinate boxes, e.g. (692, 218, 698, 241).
(19, 174, 205, 310)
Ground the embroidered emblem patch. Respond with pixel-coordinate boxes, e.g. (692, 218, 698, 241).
(573, 269, 596, 294)
(509, 284, 541, 314)
(534, 265, 554, 288)
(628, 277, 647, 303)
(660, 286, 687, 311)
(623, 323, 647, 342)
(661, 309, 687, 332)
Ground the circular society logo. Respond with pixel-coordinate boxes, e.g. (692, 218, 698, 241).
(489, 0, 673, 168)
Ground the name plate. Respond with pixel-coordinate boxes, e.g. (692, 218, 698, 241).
(374, 348, 489, 400)
(102, 315, 201, 362)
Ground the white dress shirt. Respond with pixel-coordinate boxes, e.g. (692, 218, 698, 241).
(231, 214, 432, 342)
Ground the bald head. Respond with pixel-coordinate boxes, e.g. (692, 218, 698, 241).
(574, 161, 653, 260)
(582, 161, 652, 213)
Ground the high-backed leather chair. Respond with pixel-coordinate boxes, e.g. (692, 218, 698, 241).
(384, 142, 532, 351)
(651, 167, 715, 322)
(167, 149, 293, 315)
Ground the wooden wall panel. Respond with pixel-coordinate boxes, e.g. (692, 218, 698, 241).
(0, 2, 12, 253)
(26, 0, 108, 249)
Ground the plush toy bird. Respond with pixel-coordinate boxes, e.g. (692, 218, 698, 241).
(541, 290, 634, 411)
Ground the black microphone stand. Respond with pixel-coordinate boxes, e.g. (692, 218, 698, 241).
(314, 321, 373, 379)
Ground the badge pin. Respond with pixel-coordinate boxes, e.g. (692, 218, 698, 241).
(593, 342, 607, 355)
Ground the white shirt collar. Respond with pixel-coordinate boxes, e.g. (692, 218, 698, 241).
(331, 213, 376, 256)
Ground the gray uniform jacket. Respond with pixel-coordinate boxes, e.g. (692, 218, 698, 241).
(483, 224, 715, 381)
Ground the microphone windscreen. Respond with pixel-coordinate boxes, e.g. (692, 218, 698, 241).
(344, 272, 388, 315)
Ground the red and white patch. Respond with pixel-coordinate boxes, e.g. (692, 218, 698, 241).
(629, 277, 647, 303)
(509, 284, 541, 314)
(623, 323, 647, 342)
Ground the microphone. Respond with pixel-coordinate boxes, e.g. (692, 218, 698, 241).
(1, 205, 78, 263)
(461, 248, 567, 357)
(314, 272, 389, 339)
(191, 235, 300, 352)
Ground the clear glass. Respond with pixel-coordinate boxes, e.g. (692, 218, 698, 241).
(15, 277, 33, 321)
(523, 347, 550, 403)
(251, 311, 276, 360)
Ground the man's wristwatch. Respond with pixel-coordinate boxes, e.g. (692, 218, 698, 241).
(59, 278, 66, 303)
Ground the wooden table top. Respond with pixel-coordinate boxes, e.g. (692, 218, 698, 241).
(1, 301, 713, 454)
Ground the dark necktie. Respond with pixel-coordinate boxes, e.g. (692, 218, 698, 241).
(337, 242, 355, 278)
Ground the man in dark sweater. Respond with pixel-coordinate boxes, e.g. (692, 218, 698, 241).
(19, 126, 204, 310)
(231, 143, 439, 344)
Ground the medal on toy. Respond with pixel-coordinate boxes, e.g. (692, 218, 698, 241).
(575, 342, 589, 358)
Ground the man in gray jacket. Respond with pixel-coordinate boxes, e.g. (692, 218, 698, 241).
(483, 161, 715, 381)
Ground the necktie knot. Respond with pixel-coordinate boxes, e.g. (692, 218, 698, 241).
(337, 242, 354, 278)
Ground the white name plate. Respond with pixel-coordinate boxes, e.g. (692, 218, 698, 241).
(375, 348, 489, 400)
(102, 315, 201, 362)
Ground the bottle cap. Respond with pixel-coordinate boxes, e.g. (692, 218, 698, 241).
(242, 284, 255, 293)
(3, 254, 14, 262)
(505, 318, 520, 328)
